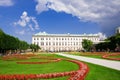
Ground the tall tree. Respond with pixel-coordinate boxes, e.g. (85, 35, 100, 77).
(82, 39, 93, 51)
(0, 29, 29, 55)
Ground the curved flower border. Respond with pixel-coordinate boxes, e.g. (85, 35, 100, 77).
(0, 54, 89, 80)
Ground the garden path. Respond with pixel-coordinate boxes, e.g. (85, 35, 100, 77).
(57, 53, 120, 71)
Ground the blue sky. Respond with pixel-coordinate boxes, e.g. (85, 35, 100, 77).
(0, 0, 120, 43)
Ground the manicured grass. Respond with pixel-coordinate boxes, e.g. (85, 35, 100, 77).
(0, 55, 78, 74)
(64, 52, 120, 60)
(64, 52, 103, 59)
(0, 54, 79, 80)
(0, 53, 120, 80)
(109, 55, 120, 58)
(85, 62, 120, 80)
(55, 53, 120, 80)
(57, 53, 120, 80)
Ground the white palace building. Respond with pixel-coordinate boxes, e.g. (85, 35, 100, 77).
(32, 32, 102, 52)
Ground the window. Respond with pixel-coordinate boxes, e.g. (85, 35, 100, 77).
(41, 42, 44, 46)
(62, 42, 64, 45)
(76, 42, 78, 45)
(41, 38, 44, 40)
(37, 38, 39, 40)
(59, 42, 61, 45)
(53, 42, 55, 45)
(56, 42, 58, 45)
(74, 42, 75, 45)
(65, 42, 67, 45)
(37, 42, 39, 45)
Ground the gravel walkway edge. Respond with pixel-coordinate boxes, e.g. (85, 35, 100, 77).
(57, 53, 120, 71)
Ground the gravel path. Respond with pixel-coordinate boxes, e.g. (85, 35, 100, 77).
(57, 53, 120, 71)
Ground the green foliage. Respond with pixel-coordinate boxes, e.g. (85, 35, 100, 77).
(0, 29, 29, 54)
(96, 34, 120, 51)
(30, 44, 40, 52)
(19, 41, 29, 50)
(82, 39, 93, 51)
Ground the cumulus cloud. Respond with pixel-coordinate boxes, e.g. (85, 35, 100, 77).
(35, 0, 120, 36)
(36, 0, 120, 22)
(0, 0, 14, 6)
(14, 11, 40, 31)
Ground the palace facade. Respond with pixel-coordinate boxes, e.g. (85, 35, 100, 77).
(32, 32, 101, 52)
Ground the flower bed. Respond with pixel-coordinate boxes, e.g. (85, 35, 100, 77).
(102, 53, 120, 61)
(0, 54, 89, 80)
(67, 60, 89, 80)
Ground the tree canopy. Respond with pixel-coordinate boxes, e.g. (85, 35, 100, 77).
(0, 29, 29, 54)
(30, 44, 40, 52)
(95, 34, 120, 51)
(82, 39, 93, 51)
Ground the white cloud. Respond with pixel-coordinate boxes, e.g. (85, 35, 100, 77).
(14, 11, 40, 31)
(15, 30, 25, 35)
(29, 24, 34, 31)
(36, 0, 49, 13)
(0, 0, 14, 6)
(35, 0, 120, 22)
(31, 17, 39, 30)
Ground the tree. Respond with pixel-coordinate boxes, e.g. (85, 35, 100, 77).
(30, 44, 40, 52)
(95, 33, 120, 52)
(82, 39, 93, 51)
(108, 34, 120, 51)
(95, 42, 109, 51)
(0, 29, 6, 54)
(0, 28, 29, 55)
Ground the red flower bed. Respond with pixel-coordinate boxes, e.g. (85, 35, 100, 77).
(102, 53, 120, 61)
(0, 71, 77, 80)
(67, 60, 89, 80)
(0, 54, 89, 80)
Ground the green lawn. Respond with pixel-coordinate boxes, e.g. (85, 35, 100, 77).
(0, 54, 78, 80)
(0, 53, 120, 80)
(108, 55, 120, 58)
(85, 62, 120, 80)
(63, 52, 120, 80)
(64, 52, 103, 59)
(0, 55, 78, 74)
(64, 52, 120, 60)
